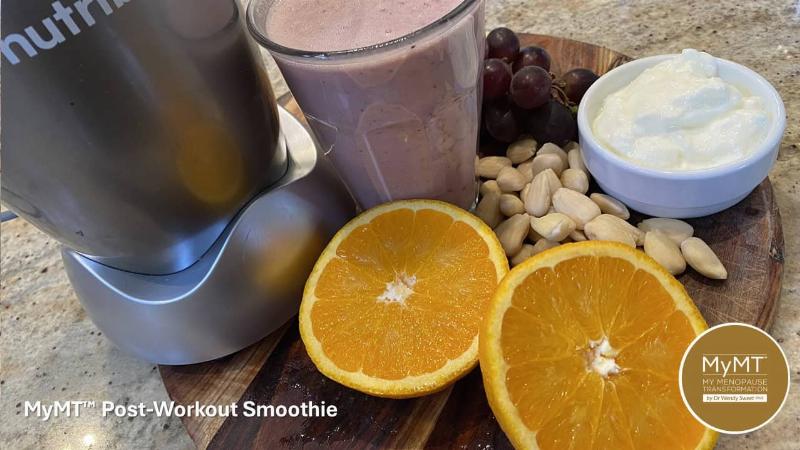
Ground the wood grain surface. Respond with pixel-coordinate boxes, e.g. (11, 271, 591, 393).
(159, 34, 784, 449)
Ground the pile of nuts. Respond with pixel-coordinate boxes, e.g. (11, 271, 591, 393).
(476, 139, 727, 279)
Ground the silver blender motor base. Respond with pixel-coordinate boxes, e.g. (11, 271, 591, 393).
(62, 107, 356, 365)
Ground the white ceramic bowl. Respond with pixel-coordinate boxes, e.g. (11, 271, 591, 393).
(577, 54, 786, 218)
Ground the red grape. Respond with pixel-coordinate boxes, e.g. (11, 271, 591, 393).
(486, 27, 519, 63)
(561, 68, 599, 104)
(513, 46, 551, 72)
(510, 66, 551, 109)
(484, 100, 520, 143)
(482, 58, 512, 101)
(525, 100, 577, 146)
(480, 123, 510, 155)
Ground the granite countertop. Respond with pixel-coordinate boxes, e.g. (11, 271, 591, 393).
(1, 1, 798, 448)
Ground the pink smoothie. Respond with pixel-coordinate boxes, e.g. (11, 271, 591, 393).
(263, 0, 484, 209)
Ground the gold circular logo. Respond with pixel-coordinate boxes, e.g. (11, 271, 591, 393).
(679, 323, 790, 434)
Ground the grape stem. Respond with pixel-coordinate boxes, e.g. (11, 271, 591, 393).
(550, 74, 573, 108)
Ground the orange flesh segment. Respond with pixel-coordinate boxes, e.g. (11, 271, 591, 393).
(310, 207, 497, 380)
(500, 252, 707, 449)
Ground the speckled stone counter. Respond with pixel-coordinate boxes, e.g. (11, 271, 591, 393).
(1, 1, 797, 448)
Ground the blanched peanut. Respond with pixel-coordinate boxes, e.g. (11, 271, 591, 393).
(517, 160, 535, 182)
(495, 214, 531, 256)
(638, 218, 694, 245)
(537, 143, 569, 167)
(552, 188, 601, 230)
(567, 148, 587, 174)
(523, 172, 551, 218)
(532, 238, 560, 255)
(590, 193, 630, 220)
(520, 182, 531, 200)
(510, 243, 536, 267)
(477, 156, 512, 179)
(563, 141, 580, 152)
(476, 193, 502, 228)
(499, 194, 525, 216)
(528, 225, 543, 243)
(569, 230, 587, 242)
(591, 214, 644, 246)
(584, 216, 636, 247)
(496, 166, 527, 192)
(530, 153, 566, 178)
(560, 168, 589, 194)
(480, 180, 502, 197)
(681, 237, 727, 279)
(531, 213, 576, 242)
(540, 168, 562, 193)
(644, 231, 686, 275)
(507, 138, 537, 164)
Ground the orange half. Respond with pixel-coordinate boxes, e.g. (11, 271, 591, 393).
(300, 200, 509, 398)
(480, 241, 718, 450)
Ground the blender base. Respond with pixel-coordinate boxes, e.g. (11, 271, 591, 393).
(62, 107, 356, 364)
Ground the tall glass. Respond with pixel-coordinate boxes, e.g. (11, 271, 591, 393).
(247, 0, 485, 209)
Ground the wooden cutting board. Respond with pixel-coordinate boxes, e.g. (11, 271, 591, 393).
(159, 34, 784, 449)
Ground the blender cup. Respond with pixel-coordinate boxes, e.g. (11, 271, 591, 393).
(247, 0, 485, 209)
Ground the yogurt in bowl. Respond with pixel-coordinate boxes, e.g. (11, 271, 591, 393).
(577, 49, 785, 218)
(593, 49, 770, 171)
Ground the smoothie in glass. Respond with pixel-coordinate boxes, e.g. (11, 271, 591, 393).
(248, 0, 485, 209)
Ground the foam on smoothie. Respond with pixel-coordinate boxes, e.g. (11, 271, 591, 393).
(265, 0, 464, 51)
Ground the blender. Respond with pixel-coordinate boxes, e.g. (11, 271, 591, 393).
(1, 0, 356, 364)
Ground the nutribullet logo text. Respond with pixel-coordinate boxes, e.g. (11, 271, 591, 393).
(1, 0, 133, 65)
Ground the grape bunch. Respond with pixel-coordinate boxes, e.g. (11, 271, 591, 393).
(481, 27, 599, 149)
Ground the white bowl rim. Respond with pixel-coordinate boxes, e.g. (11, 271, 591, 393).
(577, 53, 787, 181)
